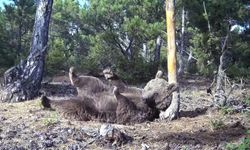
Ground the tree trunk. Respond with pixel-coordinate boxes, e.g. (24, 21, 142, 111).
(178, 7, 185, 76)
(214, 35, 229, 107)
(0, 0, 53, 103)
(214, 51, 226, 106)
(203, 1, 211, 32)
(160, 0, 180, 120)
(154, 36, 162, 63)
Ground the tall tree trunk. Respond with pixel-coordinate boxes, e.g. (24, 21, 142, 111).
(160, 0, 180, 120)
(178, 7, 185, 76)
(0, 0, 53, 103)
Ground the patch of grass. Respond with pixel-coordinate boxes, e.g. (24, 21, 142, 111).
(210, 119, 225, 130)
(220, 106, 234, 115)
(37, 98, 44, 109)
(244, 97, 250, 106)
(226, 130, 250, 150)
(43, 112, 59, 126)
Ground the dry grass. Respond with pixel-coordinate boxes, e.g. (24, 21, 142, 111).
(0, 75, 249, 149)
(0, 98, 248, 149)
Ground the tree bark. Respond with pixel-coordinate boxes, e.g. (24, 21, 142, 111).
(0, 0, 53, 103)
(160, 0, 180, 120)
(214, 35, 229, 107)
(178, 7, 185, 76)
(203, 1, 211, 32)
(214, 51, 227, 106)
(154, 36, 162, 63)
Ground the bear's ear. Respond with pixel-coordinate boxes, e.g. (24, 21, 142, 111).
(155, 70, 163, 78)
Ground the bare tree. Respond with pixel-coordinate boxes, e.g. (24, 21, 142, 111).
(203, 1, 211, 32)
(1, 0, 53, 102)
(160, 0, 180, 120)
(214, 35, 229, 106)
(154, 36, 162, 63)
(178, 6, 186, 76)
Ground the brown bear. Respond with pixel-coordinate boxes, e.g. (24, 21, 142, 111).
(41, 85, 157, 124)
(41, 67, 178, 124)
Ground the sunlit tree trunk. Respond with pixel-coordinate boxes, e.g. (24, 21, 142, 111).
(160, 0, 180, 120)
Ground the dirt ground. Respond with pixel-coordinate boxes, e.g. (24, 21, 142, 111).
(0, 75, 249, 150)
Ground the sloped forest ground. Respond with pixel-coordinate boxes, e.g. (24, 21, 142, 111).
(0, 75, 249, 150)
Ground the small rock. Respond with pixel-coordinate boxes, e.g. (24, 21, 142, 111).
(81, 128, 98, 137)
(100, 124, 113, 137)
(67, 128, 74, 134)
(9, 146, 25, 150)
(161, 143, 170, 150)
(39, 134, 46, 141)
(141, 143, 149, 150)
(5, 130, 17, 139)
(43, 139, 53, 148)
(0, 116, 7, 121)
(49, 133, 58, 139)
(54, 136, 67, 144)
(68, 142, 87, 150)
(29, 140, 39, 150)
(98, 124, 133, 146)
(199, 128, 207, 132)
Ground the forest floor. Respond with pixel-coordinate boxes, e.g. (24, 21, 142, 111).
(0, 75, 249, 150)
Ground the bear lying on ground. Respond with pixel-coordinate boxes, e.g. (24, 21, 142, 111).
(69, 67, 143, 111)
(41, 85, 157, 124)
(41, 68, 178, 124)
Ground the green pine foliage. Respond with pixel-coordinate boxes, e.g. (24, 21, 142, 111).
(0, 0, 249, 82)
(46, 39, 67, 75)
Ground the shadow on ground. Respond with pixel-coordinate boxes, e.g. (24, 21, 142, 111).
(154, 123, 246, 146)
(179, 107, 208, 118)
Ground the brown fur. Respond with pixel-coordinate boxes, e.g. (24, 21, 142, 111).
(102, 67, 142, 94)
(103, 67, 127, 92)
(114, 86, 156, 124)
(41, 95, 117, 122)
(142, 70, 178, 110)
(41, 95, 100, 121)
(69, 67, 111, 97)
(41, 68, 177, 124)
